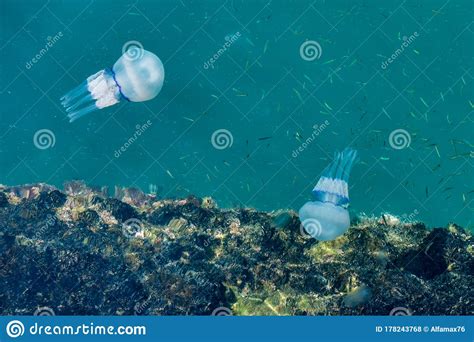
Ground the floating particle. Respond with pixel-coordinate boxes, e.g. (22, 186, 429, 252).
(293, 88, 303, 102)
(322, 59, 336, 65)
(420, 97, 429, 108)
(324, 102, 333, 111)
(304, 74, 314, 84)
(382, 108, 391, 119)
(263, 40, 269, 53)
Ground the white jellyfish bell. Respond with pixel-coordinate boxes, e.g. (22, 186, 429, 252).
(61, 45, 165, 122)
(299, 148, 357, 241)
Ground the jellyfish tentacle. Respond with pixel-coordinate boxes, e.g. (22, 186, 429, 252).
(60, 80, 88, 102)
(65, 93, 94, 113)
(312, 148, 357, 207)
(67, 103, 98, 122)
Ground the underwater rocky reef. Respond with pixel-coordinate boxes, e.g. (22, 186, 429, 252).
(0, 182, 472, 316)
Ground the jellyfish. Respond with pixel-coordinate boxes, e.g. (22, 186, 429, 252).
(299, 148, 357, 241)
(61, 46, 165, 122)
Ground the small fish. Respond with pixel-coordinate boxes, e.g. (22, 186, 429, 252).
(166, 170, 174, 179)
(420, 97, 429, 108)
(258, 136, 272, 141)
(293, 88, 303, 102)
(263, 40, 269, 53)
(322, 59, 336, 65)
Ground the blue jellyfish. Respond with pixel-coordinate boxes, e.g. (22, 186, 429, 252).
(61, 46, 165, 122)
(299, 148, 357, 241)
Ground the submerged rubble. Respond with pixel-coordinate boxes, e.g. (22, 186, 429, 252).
(0, 183, 473, 316)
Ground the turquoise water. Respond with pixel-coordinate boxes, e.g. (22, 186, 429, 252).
(0, 0, 472, 230)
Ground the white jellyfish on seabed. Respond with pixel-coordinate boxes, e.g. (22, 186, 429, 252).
(60, 42, 165, 122)
(299, 148, 358, 241)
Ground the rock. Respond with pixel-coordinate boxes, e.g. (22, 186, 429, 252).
(0, 183, 472, 316)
